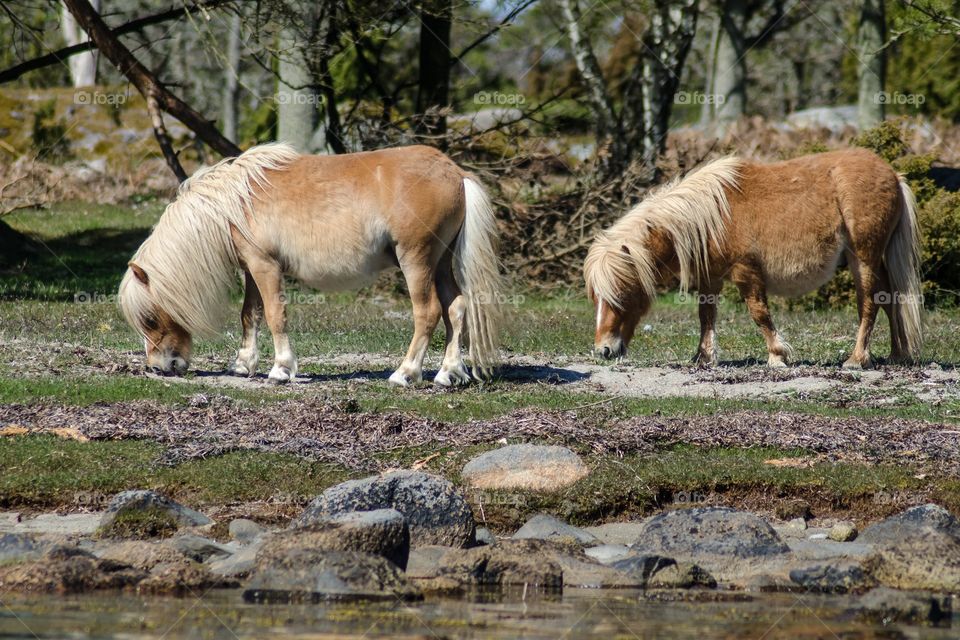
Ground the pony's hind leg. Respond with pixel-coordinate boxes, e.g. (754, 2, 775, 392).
(843, 250, 884, 369)
(390, 255, 442, 387)
(434, 257, 470, 386)
(229, 272, 263, 377)
(731, 263, 792, 367)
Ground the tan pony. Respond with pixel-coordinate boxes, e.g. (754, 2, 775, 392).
(585, 149, 922, 369)
(119, 143, 503, 386)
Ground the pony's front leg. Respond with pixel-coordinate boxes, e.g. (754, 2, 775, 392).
(229, 272, 262, 377)
(693, 285, 721, 366)
(390, 261, 441, 387)
(249, 264, 297, 384)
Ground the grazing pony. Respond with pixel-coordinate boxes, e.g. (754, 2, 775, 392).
(119, 143, 503, 386)
(585, 149, 922, 369)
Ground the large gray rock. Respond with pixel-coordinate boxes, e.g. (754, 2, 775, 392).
(611, 553, 716, 589)
(788, 562, 874, 594)
(293, 472, 474, 548)
(168, 534, 235, 563)
(632, 507, 790, 559)
(583, 522, 646, 546)
(0, 533, 40, 563)
(99, 490, 212, 529)
(513, 514, 599, 546)
(243, 549, 421, 603)
(461, 444, 589, 492)
(264, 509, 409, 570)
(94, 540, 187, 572)
(435, 539, 564, 590)
(865, 528, 960, 592)
(859, 504, 960, 544)
(228, 519, 264, 544)
(0, 549, 146, 593)
(207, 540, 263, 578)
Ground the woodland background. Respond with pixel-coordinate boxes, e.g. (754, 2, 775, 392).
(1, 0, 960, 305)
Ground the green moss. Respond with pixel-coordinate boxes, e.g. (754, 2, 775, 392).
(97, 507, 178, 540)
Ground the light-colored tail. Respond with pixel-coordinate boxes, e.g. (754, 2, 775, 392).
(885, 177, 923, 362)
(455, 177, 504, 378)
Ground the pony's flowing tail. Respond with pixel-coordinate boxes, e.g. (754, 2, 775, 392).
(885, 177, 923, 362)
(455, 177, 504, 379)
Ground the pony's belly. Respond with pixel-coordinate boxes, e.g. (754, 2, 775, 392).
(294, 253, 394, 291)
(764, 243, 845, 298)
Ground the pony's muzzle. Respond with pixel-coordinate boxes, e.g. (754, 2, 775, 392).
(595, 339, 625, 361)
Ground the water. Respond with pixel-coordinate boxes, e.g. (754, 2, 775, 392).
(1, 589, 956, 639)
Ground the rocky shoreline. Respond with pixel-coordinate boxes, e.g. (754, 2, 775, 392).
(1, 447, 958, 628)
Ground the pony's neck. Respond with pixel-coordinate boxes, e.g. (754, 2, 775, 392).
(645, 226, 682, 289)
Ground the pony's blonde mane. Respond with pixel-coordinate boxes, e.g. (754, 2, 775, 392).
(584, 157, 742, 308)
(119, 143, 301, 337)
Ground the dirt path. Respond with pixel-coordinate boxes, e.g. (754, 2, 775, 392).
(4, 338, 958, 405)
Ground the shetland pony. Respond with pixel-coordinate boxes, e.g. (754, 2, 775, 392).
(119, 143, 503, 386)
(585, 149, 922, 369)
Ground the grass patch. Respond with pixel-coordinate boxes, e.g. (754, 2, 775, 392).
(0, 435, 354, 509)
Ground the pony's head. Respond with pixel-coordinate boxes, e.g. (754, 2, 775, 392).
(119, 262, 193, 374)
(584, 241, 656, 360)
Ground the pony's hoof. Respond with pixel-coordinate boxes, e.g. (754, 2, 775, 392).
(229, 362, 256, 377)
(268, 365, 293, 384)
(434, 367, 470, 387)
(842, 357, 872, 370)
(767, 355, 788, 368)
(692, 352, 718, 367)
(389, 370, 420, 387)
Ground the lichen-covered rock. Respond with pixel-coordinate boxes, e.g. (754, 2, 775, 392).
(788, 562, 874, 593)
(859, 504, 960, 544)
(244, 549, 421, 603)
(0, 547, 146, 593)
(263, 509, 409, 570)
(865, 528, 960, 592)
(828, 522, 858, 542)
(435, 539, 565, 591)
(632, 507, 790, 559)
(0, 533, 40, 563)
(293, 472, 474, 548)
(99, 490, 212, 532)
(461, 444, 589, 492)
(95, 540, 188, 572)
(138, 560, 239, 595)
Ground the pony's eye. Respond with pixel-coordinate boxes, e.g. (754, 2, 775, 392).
(143, 316, 158, 331)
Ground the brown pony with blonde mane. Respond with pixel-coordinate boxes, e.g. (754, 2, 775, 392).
(119, 143, 503, 386)
(585, 149, 922, 369)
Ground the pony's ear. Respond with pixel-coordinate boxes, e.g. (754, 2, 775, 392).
(129, 262, 149, 286)
(620, 244, 631, 255)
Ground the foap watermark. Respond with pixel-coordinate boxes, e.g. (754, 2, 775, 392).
(675, 291, 723, 305)
(473, 91, 526, 106)
(74, 90, 128, 106)
(874, 91, 926, 106)
(274, 92, 323, 106)
(873, 291, 924, 305)
(675, 91, 725, 106)
(74, 291, 118, 304)
(476, 291, 526, 307)
(672, 490, 710, 506)
(277, 290, 328, 305)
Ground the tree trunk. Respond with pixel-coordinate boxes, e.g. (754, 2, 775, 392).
(641, 0, 698, 163)
(700, 12, 721, 126)
(715, 0, 748, 125)
(857, 0, 886, 130)
(276, 21, 317, 152)
(60, 0, 99, 86)
(61, 0, 240, 181)
(415, 0, 452, 139)
(222, 11, 241, 143)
